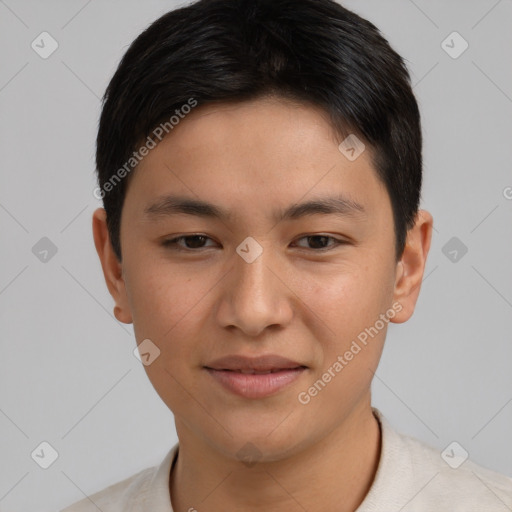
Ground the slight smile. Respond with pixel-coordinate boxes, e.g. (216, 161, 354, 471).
(204, 355, 308, 399)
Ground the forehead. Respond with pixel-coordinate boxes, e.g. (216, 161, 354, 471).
(125, 97, 389, 223)
(150, 97, 343, 165)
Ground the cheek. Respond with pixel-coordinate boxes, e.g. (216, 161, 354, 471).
(294, 265, 389, 420)
(125, 259, 208, 346)
(294, 259, 392, 340)
(125, 263, 210, 408)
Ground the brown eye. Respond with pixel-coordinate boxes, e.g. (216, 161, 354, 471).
(162, 235, 216, 250)
(293, 235, 345, 251)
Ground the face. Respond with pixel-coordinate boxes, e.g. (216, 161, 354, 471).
(94, 97, 431, 462)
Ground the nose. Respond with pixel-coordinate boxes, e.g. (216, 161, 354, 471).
(216, 243, 294, 337)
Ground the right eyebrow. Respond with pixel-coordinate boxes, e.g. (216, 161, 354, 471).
(143, 195, 233, 221)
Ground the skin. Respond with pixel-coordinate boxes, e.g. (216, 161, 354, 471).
(93, 97, 433, 512)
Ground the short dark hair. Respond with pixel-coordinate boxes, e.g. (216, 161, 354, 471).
(96, 0, 422, 262)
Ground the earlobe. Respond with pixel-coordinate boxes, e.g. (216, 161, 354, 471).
(390, 210, 433, 324)
(113, 305, 130, 323)
(92, 208, 133, 324)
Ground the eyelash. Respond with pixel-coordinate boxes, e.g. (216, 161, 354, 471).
(161, 234, 347, 252)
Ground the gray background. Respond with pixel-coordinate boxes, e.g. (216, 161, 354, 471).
(0, 0, 511, 510)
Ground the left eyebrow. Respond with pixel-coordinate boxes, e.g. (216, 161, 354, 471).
(280, 196, 366, 221)
(143, 194, 367, 223)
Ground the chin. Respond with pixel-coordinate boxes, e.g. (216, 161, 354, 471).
(207, 422, 313, 465)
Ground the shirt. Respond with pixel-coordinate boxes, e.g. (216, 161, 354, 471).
(61, 408, 512, 511)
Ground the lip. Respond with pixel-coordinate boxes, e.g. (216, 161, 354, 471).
(204, 355, 308, 399)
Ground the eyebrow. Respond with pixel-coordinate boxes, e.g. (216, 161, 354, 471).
(143, 194, 366, 223)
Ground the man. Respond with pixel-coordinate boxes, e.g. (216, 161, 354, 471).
(63, 0, 512, 510)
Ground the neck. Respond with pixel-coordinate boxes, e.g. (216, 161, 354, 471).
(170, 402, 381, 512)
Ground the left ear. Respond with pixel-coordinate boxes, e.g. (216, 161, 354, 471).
(390, 209, 433, 324)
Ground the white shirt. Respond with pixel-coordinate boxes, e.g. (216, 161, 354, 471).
(61, 408, 512, 511)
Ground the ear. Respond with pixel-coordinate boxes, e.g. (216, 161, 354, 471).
(92, 208, 133, 324)
(390, 209, 433, 324)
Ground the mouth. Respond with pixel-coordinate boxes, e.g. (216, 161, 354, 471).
(204, 355, 308, 399)
(215, 368, 303, 374)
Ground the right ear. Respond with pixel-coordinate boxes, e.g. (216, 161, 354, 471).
(92, 208, 133, 324)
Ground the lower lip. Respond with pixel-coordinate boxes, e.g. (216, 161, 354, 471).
(205, 368, 306, 399)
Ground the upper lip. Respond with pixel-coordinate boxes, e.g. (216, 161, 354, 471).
(204, 355, 307, 372)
